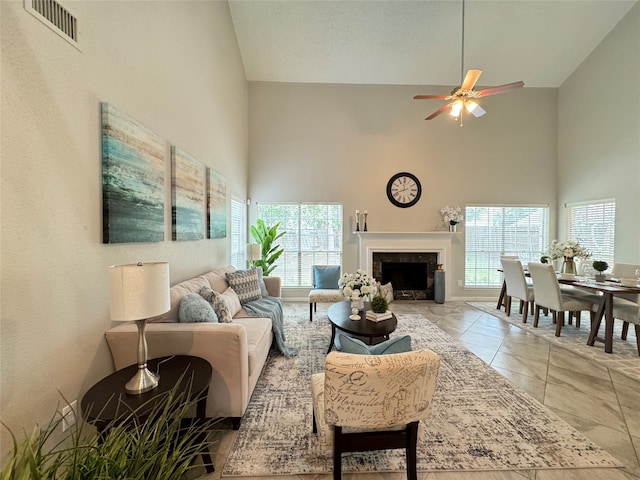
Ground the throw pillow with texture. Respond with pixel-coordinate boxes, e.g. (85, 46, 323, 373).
(220, 287, 242, 317)
(337, 333, 411, 355)
(377, 281, 394, 303)
(179, 293, 218, 323)
(313, 265, 340, 289)
(200, 286, 232, 323)
(226, 268, 262, 304)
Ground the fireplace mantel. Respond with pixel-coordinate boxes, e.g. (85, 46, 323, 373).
(356, 231, 455, 301)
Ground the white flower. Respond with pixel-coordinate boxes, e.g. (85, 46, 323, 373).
(338, 270, 377, 301)
(440, 205, 464, 224)
(545, 239, 591, 260)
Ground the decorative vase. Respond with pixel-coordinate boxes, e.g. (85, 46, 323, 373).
(449, 223, 457, 232)
(561, 257, 577, 275)
(351, 297, 365, 311)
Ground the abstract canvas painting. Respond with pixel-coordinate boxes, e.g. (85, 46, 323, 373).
(101, 103, 165, 243)
(207, 167, 227, 239)
(171, 146, 205, 241)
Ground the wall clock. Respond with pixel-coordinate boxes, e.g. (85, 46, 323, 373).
(386, 172, 422, 208)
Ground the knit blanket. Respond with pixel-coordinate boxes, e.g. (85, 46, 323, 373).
(243, 296, 298, 357)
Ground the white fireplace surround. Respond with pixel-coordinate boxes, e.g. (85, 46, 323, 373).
(356, 231, 455, 301)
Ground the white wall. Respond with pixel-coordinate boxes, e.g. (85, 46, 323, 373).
(558, 1, 640, 263)
(0, 0, 247, 450)
(247, 82, 558, 298)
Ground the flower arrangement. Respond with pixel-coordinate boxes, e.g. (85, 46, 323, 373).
(545, 239, 591, 260)
(338, 269, 378, 301)
(440, 205, 464, 225)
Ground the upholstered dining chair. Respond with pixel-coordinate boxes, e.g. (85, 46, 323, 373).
(311, 349, 441, 480)
(500, 257, 535, 323)
(611, 262, 640, 343)
(527, 262, 599, 336)
(611, 301, 640, 355)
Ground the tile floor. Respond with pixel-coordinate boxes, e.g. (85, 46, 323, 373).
(201, 301, 640, 480)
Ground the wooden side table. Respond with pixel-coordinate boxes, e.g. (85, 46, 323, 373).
(81, 355, 214, 473)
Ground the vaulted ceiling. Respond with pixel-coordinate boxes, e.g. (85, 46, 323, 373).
(229, 0, 637, 88)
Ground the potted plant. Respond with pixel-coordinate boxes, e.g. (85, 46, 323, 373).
(370, 295, 389, 314)
(249, 219, 285, 276)
(592, 260, 609, 282)
(1, 384, 217, 479)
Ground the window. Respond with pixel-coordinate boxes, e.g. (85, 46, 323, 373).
(230, 197, 247, 270)
(465, 205, 549, 287)
(256, 203, 342, 287)
(565, 199, 615, 266)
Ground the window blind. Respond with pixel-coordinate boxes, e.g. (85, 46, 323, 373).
(230, 197, 246, 270)
(465, 205, 549, 287)
(257, 203, 342, 286)
(565, 199, 615, 266)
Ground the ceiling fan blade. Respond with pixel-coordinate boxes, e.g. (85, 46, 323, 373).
(413, 94, 450, 100)
(477, 80, 525, 97)
(461, 69, 483, 91)
(425, 104, 451, 120)
(466, 101, 486, 117)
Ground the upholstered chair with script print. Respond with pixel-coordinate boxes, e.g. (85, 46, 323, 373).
(311, 349, 440, 480)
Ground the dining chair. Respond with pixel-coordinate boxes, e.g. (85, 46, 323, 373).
(611, 300, 640, 355)
(500, 258, 535, 323)
(311, 349, 441, 480)
(611, 262, 640, 341)
(497, 255, 520, 312)
(527, 262, 599, 336)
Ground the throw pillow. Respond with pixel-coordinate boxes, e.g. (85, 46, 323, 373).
(226, 268, 262, 304)
(199, 286, 232, 323)
(256, 266, 269, 297)
(313, 265, 340, 289)
(220, 287, 242, 317)
(378, 282, 394, 303)
(337, 333, 412, 355)
(178, 293, 218, 323)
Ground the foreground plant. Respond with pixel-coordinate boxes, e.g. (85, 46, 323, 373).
(1, 380, 216, 480)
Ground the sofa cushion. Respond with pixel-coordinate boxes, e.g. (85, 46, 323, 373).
(178, 293, 218, 323)
(233, 317, 273, 379)
(337, 333, 412, 355)
(221, 287, 242, 317)
(201, 266, 236, 294)
(226, 268, 262, 304)
(313, 265, 341, 289)
(377, 281, 394, 303)
(152, 276, 210, 323)
(200, 286, 233, 323)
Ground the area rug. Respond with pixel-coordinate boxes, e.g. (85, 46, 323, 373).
(222, 313, 621, 476)
(469, 301, 640, 382)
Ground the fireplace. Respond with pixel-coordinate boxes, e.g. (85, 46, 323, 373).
(373, 252, 438, 300)
(356, 231, 454, 302)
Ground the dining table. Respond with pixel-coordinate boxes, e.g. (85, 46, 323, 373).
(497, 271, 640, 354)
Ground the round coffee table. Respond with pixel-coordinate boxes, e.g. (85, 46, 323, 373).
(327, 301, 398, 353)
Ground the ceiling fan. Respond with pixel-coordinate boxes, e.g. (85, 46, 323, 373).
(413, 0, 524, 125)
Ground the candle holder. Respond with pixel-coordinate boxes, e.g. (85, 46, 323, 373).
(363, 212, 368, 232)
(355, 210, 360, 231)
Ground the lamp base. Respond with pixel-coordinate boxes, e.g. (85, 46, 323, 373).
(125, 364, 159, 394)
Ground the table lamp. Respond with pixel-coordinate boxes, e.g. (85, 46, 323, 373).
(108, 262, 170, 394)
(247, 243, 261, 267)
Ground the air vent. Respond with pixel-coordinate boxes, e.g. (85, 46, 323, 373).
(24, 0, 80, 50)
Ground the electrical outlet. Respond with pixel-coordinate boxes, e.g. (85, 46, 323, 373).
(458, 280, 463, 287)
(61, 400, 77, 432)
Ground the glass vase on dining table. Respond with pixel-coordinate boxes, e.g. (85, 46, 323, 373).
(561, 256, 577, 275)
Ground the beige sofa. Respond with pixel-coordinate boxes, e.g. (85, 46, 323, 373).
(105, 266, 279, 429)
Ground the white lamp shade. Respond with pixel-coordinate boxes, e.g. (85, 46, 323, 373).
(109, 262, 170, 321)
(247, 244, 262, 261)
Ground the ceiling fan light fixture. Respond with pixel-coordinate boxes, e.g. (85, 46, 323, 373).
(466, 101, 486, 117)
(450, 100, 463, 118)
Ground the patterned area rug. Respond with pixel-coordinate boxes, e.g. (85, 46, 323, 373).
(222, 313, 621, 476)
(469, 301, 640, 382)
